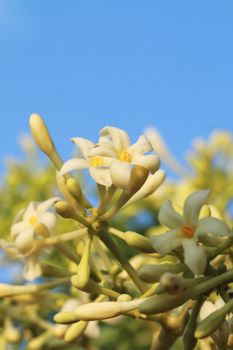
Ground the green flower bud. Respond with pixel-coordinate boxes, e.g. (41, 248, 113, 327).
(160, 273, 191, 294)
(55, 201, 75, 218)
(75, 236, 92, 289)
(139, 293, 189, 315)
(138, 263, 186, 283)
(66, 178, 82, 200)
(195, 299, 233, 339)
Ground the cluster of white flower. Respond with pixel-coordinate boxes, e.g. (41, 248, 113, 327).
(60, 126, 160, 189)
(1, 114, 233, 350)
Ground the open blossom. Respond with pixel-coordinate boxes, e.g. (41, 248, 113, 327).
(60, 137, 112, 187)
(0, 198, 58, 280)
(90, 126, 160, 189)
(150, 190, 231, 275)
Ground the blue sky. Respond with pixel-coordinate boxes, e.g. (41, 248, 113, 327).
(0, 1, 232, 169)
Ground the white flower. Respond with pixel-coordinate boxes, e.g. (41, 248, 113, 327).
(150, 190, 231, 275)
(60, 137, 112, 187)
(90, 126, 160, 189)
(0, 198, 58, 281)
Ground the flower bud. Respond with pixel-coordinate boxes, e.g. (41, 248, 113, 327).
(64, 321, 88, 342)
(66, 178, 82, 200)
(29, 114, 62, 169)
(160, 272, 190, 294)
(55, 201, 75, 218)
(138, 263, 186, 283)
(71, 277, 102, 294)
(195, 299, 233, 339)
(125, 170, 166, 206)
(123, 231, 155, 253)
(54, 312, 80, 324)
(4, 319, 21, 343)
(126, 166, 149, 195)
(139, 293, 189, 315)
(27, 331, 50, 349)
(75, 236, 92, 289)
(117, 294, 132, 302)
(56, 299, 142, 322)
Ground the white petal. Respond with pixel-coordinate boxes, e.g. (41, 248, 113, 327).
(89, 143, 118, 158)
(39, 212, 57, 235)
(100, 126, 130, 153)
(183, 189, 211, 227)
(132, 154, 160, 174)
(60, 158, 89, 176)
(182, 238, 206, 275)
(127, 135, 152, 157)
(23, 254, 42, 281)
(11, 221, 29, 238)
(200, 301, 216, 320)
(196, 217, 231, 237)
(110, 160, 132, 190)
(0, 239, 22, 259)
(37, 197, 60, 215)
(158, 200, 183, 228)
(71, 138, 95, 159)
(89, 167, 112, 187)
(14, 228, 34, 255)
(150, 229, 182, 255)
(23, 202, 37, 221)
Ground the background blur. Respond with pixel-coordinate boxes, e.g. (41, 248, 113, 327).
(0, 0, 232, 168)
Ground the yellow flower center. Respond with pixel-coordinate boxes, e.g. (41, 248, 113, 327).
(90, 156, 104, 167)
(181, 225, 195, 238)
(119, 151, 132, 162)
(29, 216, 37, 225)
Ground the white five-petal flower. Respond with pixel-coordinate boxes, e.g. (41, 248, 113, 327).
(90, 126, 160, 189)
(60, 137, 112, 187)
(0, 198, 59, 281)
(150, 190, 231, 275)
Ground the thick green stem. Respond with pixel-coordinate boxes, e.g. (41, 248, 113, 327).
(98, 230, 148, 293)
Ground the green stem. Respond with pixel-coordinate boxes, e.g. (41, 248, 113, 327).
(98, 230, 148, 293)
(209, 235, 233, 261)
(1, 278, 69, 298)
(98, 185, 117, 215)
(183, 296, 204, 350)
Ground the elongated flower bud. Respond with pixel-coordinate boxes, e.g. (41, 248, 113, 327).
(56, 173, 84, 214)
(55, 299, 142, 323)
(160, 272, 191, 294)
(55, 201, 75, 218)
(139, 293, 189, 314)
(75, 236, 92, 289)
(138, 263, 186, 283)
(195, 299, 233, 339)
(64, 321, 88, 342)
(123, 231, 155, 253)
(4, 318, 21, 343)
(125, 170, 166, 207)
(66, 178, 82, 200)
(29, 113, 62, 169)
(126, 166, 149, 195)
